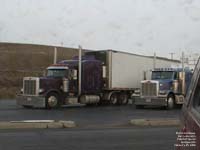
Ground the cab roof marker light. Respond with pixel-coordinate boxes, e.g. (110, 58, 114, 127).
(47, 66, 69, 70)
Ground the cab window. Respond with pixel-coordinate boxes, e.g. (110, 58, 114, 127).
(47, 69, 68, 77)
(152, 71, 174, 80)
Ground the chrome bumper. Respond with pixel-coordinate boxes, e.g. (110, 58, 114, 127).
(133, 96, 167, 106)
(16, 94, 46, 108)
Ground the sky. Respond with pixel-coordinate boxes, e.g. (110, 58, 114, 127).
(0, 0, 200, 59)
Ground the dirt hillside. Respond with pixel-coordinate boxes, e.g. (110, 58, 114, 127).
(0, 42, 83, 99)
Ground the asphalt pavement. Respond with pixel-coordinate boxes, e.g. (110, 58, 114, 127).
(0, 100, 181, 150)
(0, 100, 181, 127)
(0, 126, 178, 150)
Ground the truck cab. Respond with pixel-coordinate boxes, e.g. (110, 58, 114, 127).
(134, 68, 192, 109)
(17, 55, 103, 109)
(16, 50, 141, 109)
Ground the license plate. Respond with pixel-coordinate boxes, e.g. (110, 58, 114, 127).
(27, 97, 32, 101)
(146, 98, 151, 102)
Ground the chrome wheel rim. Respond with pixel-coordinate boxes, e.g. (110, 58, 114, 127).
(121, 95, 128, 104)
(167, 97, 174, 109)
(48, 96, 58, 108)
(111, 95, 117, 104)
(122, 98, 127, 104)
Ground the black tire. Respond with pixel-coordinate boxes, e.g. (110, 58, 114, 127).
(118, 93, 128, 105)
(110, 93, 118, 105)
(45, 92, 60, 109)
(166, 94, 175, 110)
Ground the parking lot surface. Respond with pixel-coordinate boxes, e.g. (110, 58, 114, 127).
(0, 100, 181, 127)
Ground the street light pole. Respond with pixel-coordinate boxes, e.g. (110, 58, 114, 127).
(54, 47, 57, 64)
(153, 52, 156, 69)
(78, 45, 82, 96)
(169, 52, 175, 60)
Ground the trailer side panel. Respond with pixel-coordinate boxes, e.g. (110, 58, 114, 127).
(110, 51, 180, 90)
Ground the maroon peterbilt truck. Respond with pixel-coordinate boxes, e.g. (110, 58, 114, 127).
(16, 50, 180, 108)
(17, 50, 132, 108)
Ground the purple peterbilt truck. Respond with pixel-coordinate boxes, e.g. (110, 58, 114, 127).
(17, 50, 133, 108)
(16, 50, 181, 108)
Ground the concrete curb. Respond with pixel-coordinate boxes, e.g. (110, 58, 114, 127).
(130, 119, 180, 126)
(0, 120, 76, 129)
(47, 122, 63, 129)
(59, 120, 76, 128)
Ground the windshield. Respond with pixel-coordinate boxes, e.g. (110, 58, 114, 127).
(152, 71, 174, 80)
(47, 69, 68, 77)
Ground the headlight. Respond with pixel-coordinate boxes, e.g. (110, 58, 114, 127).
(39, 89, 44, 93)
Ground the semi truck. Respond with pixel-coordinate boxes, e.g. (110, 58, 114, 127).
(16, 50, 180, 109)
(133, 68, 193, 109)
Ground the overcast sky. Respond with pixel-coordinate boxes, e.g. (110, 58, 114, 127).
(0, 0, 200, 59)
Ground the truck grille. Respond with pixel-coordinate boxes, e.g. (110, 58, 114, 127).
(141, 82, 158, 97)
(23, 77, 39, 95)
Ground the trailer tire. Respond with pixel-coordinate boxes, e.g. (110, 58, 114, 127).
(110, 93, 118, 105)
(118, 93, 128, 105)
(45, 92, 60, 109)
(166, 94, 175, 110)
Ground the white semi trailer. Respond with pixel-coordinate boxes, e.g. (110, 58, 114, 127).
(87, 50, 180, 88)
(84, 50, 181, 105)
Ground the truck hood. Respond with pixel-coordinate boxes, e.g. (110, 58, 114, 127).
(156, 79, 173, 91)
(39, 77, 63, 91)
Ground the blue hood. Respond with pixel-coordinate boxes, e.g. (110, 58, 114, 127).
(155, 79, 173, 91)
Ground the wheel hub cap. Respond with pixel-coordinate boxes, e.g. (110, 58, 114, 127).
(48, 96, 57, 107)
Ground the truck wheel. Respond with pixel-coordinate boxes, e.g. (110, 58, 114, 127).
(45, 93, 60, 109)
(118, 93, 128, 105)
(166, 94, 175, 110)
(110, 93, 118, 105)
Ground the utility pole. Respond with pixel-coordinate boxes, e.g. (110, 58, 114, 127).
(153, 52, 156, 69)
(78, 45, 82, 96)
(54, 47, 57, 64)
(169, 52, 175, 60)
(181, 52, 185, 71)
(181, 51, 185, 94)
